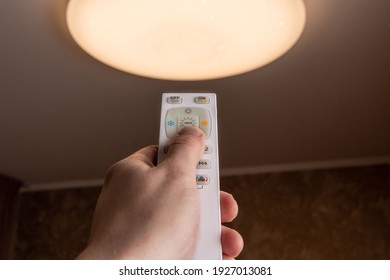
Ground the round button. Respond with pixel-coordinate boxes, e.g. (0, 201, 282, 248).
(185, 108, 192, 114)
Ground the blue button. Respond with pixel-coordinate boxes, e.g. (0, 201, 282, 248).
(168, 120, 175, 126)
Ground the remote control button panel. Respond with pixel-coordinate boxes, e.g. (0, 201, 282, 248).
(158, 93, 222, 260)
(163, 97, 214, 189)
(165, 107, 211, 139)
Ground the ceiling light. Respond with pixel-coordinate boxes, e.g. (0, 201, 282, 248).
(66, 0, 306, 81)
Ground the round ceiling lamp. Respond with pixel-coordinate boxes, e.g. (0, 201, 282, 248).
(66, 0, 306, 81)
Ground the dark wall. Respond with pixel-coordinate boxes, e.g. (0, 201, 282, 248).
(222, 165, 390, 259)
(14, 164, 390, 259)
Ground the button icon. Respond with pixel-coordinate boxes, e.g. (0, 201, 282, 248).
(197, 160, 211, 169)
(194, 96, 210, 104)
(196, 175, 210, 186)
(204, 145, 212, 154)
(167, 120, 175, 127)
(167, 96, 182, 104)
(178, 115, 199, 130)
(201, 120, 209, 127)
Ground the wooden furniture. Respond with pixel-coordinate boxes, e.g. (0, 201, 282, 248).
(0, 174, 22, 259)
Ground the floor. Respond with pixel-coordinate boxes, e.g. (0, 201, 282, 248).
(14, 164, 390, 259)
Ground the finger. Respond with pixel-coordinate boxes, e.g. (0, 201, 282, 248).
(159, 127, 205, 175)
(223, 255, 235, 260)
(220, 191, 238, 223)
(221, 225, 244, 259)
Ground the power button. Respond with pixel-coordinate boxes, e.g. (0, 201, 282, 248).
(194, 96, 210, 104)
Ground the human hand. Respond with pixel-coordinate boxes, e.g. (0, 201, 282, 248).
(77, 127, 243, 260)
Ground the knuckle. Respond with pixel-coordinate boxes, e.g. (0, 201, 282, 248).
(104, 161, 124, 186)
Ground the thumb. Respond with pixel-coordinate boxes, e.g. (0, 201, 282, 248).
(160, 127, 206, 175)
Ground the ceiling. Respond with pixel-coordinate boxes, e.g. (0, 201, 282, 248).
(1, 0, 389, 185)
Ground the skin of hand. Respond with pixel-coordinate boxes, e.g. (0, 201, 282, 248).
(77, 127, 243, 260)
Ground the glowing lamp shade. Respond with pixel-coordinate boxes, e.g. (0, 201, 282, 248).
(66, 0, 306, 81)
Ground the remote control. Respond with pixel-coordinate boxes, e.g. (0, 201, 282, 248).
(157, 93, 222, 260)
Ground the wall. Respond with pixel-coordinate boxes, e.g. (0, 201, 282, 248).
(14, 164, 390, 259)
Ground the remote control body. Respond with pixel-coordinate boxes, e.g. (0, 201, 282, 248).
(157, 93, 222, 260)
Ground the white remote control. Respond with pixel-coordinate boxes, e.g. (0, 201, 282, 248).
(157, 93, 222, 260)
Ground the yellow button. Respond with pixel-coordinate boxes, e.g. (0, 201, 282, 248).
(201, 120, 209, 127)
